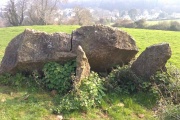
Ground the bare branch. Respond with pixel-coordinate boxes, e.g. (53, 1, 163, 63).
(28, 0, 65, 25)
(3, 0, 27, 26)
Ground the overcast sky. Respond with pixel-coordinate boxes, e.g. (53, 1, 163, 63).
(0, 0, 6, 6)
(0, 0, 179, 8)
(69, 0, 180, 4)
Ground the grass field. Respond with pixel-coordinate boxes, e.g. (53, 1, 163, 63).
(122, 28, 180, 68)
(0, 85, 156, 120)
(0, 25, 179, 119)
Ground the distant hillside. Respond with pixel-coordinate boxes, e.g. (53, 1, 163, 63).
(63, 0, 180, 12)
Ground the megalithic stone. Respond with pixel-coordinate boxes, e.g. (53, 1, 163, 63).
(131, 43, 171, 78)
(76, 45, 90, 82)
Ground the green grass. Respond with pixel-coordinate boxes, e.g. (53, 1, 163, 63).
(0, 86, 57, 120)
(100, 93, 156, 120)
(0, 85, 156, 120)
(62, 93, 156, 120)
(121, 28, 180, 68)
(0, 25, 180, 119)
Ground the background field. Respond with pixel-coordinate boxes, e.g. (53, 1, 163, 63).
(0, 25, 179, 68)
(122, 28, 180, 68)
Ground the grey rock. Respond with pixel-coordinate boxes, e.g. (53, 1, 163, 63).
(0, 25, 139, 74)
(72, 25, 138, 72)
(76, 45, 90, 82)
(131, 43, 171, 78)
(0, 29, 76, 74)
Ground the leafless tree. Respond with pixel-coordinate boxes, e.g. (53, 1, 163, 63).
(27, 0, 67, 25)
(4, 0, 27, 26)
(128, 9, 138, 21)
(0, 18, 6, 27)
(73, 6, 93, 26)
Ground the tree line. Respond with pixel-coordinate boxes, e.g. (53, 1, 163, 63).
(0, 0, 94, 27)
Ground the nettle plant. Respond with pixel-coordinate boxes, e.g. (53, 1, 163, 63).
(42, 60, 76, 94)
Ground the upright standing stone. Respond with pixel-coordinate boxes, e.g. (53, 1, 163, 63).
(76, 45, 90, 82)
(131, 43, 171, 78)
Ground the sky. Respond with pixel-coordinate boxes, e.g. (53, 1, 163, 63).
(158, 0, 179, 4)
(0, 0, 7, 6)
(69, 0, 180, 4)
(0, 0, 179, 7)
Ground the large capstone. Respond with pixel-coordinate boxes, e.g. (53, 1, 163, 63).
(72, 25, 138, 72)
(0, 25, 139, 75)
(131, 43, 171, 78)
(0, 29, 76, 74)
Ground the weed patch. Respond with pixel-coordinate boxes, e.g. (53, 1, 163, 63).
(53, 72, 105, 114)
(43, 61, 76, 94)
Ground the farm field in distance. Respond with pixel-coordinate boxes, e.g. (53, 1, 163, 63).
(0, 25, 179, 68)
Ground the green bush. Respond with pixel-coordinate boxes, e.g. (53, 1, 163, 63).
(0, 73, 12, 85)
(134, 19, 147, 28)
(169, 21, 180, 31)
(105, 66, 151, 95)
(105, 65, 180, 104)
(112, 19, 180, 31)
(53, 72, 106, 114)
(42, 61, 76, 94)
(0, 73, 30, 87)
(159, 105, 180, 120)
(0, 72, 44, 92)
(151, 65, 180, 104)
(112, 19, 147, 29)
(148, 22, 170, 30)
(112, 19, 135, 28)
(147, 21, 180, 31)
